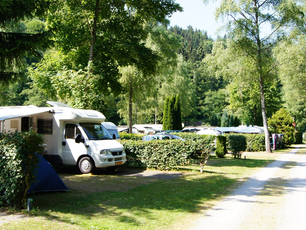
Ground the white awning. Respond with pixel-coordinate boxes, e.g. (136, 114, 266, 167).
(0, 107, 51, 121)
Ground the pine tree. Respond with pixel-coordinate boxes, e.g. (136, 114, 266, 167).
(168, 95, 175, 130)
(0, 0, 50, 82)
(163, 97, 170, 130)
(174, 94, 182, 130)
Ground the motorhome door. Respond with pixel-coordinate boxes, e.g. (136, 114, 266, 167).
(62, 124, 88, 165)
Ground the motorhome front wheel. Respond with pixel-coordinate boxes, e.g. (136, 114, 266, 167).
(78, 156, 95, 174)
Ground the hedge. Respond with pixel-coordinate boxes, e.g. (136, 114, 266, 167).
(119, 135, 215, 172)
(244, 134, 266, 152)
(215, 136, 226, 158)
(0, 129, 44, 209)
(119, 132, 144, 140)
(227, 135, 247, 159)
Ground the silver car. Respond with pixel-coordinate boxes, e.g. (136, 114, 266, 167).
(142, 134, 184, 141)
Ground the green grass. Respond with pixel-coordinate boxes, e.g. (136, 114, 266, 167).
(2, 147, 302, 230)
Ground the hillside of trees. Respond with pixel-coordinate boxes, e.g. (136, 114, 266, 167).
(1, 0, 306, 135)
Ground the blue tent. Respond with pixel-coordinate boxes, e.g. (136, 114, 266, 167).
(27, 155, 69, 193)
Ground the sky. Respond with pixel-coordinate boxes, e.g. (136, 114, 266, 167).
(168, 0, 224, 39)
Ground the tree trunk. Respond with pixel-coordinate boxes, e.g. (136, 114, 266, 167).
(259, 77, 271, 153)
(254, 0, 271, 153)
(128, 77, 133, 134)
(88, 0, 100, 71)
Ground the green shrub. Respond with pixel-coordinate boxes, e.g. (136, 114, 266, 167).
(120, 140, 147, 167)
(215, 136, 226, 158)
(120, 135, 215, 172)
(268, 108, 295, 147)
(172, 132, 209, 141)
(227, 135, 246, 159)
(245, 134, 265, 151)
(0, 129, 44, 209)
(119, 132, 144, 140)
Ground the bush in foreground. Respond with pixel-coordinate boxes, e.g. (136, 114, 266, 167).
(0, 129, 44, 209)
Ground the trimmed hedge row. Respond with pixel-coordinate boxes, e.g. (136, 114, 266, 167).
(243, 134, 266, 152)
(119, 135, 215, 171)
(120, 132, 265, 164)
(119, 132, 144, 140)
(176, 133, 265, 156)
(227, 135, 246, 159)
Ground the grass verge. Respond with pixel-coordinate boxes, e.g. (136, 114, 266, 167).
(1, 146, 303, 230)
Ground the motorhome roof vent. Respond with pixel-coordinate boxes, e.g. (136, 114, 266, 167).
(47, 101, 72, 108)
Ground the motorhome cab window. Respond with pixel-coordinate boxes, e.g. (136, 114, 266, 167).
(65, 124, 81, 139)
(37, 119, 53, 134)
(80, 123, 112, 140)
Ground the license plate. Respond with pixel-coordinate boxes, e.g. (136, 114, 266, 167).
(116, 161, 123, 166)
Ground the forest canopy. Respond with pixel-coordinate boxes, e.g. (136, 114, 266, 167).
(1, 0, 305, 133)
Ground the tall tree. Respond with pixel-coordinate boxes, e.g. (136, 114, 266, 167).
(201, 89, 229, 124)
(117, 25, 181, 132)
(204, 0, 303, 153)
(47, 0, 182, 95)
(117, 65, 147, 133)
(158, 55, 196, 123)
(274, 34, 306, 131)
(163, 97, 170, 130)
(167, 95, 175, 130)
(0, 0, 50, 82)
(174, 94, 182, 130)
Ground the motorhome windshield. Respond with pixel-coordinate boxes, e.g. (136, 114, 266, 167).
(80, 123, 112, 140)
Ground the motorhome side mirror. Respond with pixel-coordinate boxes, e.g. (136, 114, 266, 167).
(75, 134, 84, 143)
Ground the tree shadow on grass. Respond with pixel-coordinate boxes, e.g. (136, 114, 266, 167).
(22, 146, 306, 228)
(28, 174, 237, 228)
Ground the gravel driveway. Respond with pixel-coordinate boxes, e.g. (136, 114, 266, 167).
(189, 146, 306, 230)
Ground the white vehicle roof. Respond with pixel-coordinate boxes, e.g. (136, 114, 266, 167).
(215, 126, 264, 134)
(0, 101, 106, 123)
(102, 122, 117, 129)
(197, 129, 221, 135)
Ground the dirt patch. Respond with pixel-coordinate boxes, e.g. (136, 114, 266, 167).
(118, 168, 185, 179)
(59, 168, 185, 193)
(0, 212, 33, 226)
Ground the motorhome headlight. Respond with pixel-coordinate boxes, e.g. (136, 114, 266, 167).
(100, 149, 112, 156)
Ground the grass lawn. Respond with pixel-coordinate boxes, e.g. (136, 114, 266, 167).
(1, 145, 303, 230)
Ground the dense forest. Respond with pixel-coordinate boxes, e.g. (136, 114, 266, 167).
(1, 0, 306, 136)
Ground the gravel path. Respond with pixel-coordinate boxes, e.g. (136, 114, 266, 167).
(189, 146, 306, 230)
(2, 147, 306, 228)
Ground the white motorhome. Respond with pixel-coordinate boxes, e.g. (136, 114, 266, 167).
(102, 122, 120, 139)
(0, 101, 126, 174)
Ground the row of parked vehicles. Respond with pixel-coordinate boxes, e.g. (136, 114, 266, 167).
(0, 101, 269, 174)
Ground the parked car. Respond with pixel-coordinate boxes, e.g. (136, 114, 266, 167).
(182, 127, 200, 133)
(142, 133, 184, 141)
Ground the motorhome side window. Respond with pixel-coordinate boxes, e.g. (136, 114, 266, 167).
(37, 119, 52, 134)
(65, 124, 81, 139)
